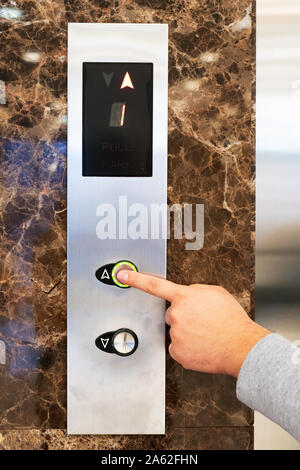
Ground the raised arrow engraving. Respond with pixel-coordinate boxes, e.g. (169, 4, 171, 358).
(101, 338, 109, 349)
(101, 269, 110, 280)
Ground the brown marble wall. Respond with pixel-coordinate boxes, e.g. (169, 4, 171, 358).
(0, 0, 255, 450)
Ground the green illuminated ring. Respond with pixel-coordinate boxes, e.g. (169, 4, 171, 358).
(111, 260, 138, 288)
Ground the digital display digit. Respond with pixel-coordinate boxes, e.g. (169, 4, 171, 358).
(82, 62, 153, 177)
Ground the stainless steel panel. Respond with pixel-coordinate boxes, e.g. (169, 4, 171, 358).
(67, 23, 168, 434)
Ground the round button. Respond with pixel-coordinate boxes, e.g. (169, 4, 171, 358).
(111, 260, 138, 288)
(112, 329, 138, 356)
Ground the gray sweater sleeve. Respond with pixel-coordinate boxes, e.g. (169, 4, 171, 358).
(236, 333, 300, 442)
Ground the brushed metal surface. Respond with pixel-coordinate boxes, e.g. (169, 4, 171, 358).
(67, 23, 168, 434)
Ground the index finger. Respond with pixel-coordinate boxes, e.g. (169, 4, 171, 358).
(116, 270, 179, 301)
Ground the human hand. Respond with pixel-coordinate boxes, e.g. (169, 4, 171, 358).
(116, 270, 270, 377)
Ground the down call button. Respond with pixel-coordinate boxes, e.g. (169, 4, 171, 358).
(95, 329, 138, 357)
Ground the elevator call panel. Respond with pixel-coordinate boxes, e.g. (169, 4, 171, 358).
(68, 23, 168, 435)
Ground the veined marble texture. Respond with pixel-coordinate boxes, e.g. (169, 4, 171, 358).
(0, 0, 255, 450)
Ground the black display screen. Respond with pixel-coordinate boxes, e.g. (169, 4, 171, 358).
(82, 62, 153, 177)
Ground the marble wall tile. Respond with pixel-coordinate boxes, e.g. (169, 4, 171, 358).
(183, 427, 253, 451)
(0, 427, 252, 450)
(170, 371, 252, 428)
(0, 0, 255, 449)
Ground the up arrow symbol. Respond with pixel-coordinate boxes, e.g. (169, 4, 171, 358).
(101, 338, 109, 349)
(101, 269, 110, 280)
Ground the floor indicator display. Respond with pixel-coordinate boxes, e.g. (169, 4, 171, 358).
(68, 24, 168, 434)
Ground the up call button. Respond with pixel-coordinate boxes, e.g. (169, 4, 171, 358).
(111, 261, 137, 288)
(95, 260, 138, 288)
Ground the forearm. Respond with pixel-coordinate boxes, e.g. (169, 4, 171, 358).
(237, 333, 300, 442)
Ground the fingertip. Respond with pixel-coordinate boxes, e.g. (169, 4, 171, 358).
(116, 269, 130, 283)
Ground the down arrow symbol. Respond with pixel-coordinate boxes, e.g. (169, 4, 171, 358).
(101, 338, 109, 349)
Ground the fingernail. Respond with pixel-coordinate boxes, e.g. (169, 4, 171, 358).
(117, 270, 129, 282)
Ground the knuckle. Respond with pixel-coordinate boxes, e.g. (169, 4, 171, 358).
(212, 284, 225, 292)
(147, 278, 159, 294)
(169, 345, 186, 368)
(168, 343, 176, 359)
(165, 306, 171, 317)
(213, 285, 228, 297)
(169, 327, 180, 343)
(189, 283, 200, 289)
(168, 308, 179, 323)
(219, 286, 228, 294)
(169, 343, 187, 369)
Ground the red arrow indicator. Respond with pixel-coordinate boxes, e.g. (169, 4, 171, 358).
(120, 71, 134, 89)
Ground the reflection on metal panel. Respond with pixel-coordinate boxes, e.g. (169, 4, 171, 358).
(0, 80, 6, 104)
(0, 340, 6, 365)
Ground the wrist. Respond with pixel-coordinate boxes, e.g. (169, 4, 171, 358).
(227, 321, 271, 378)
